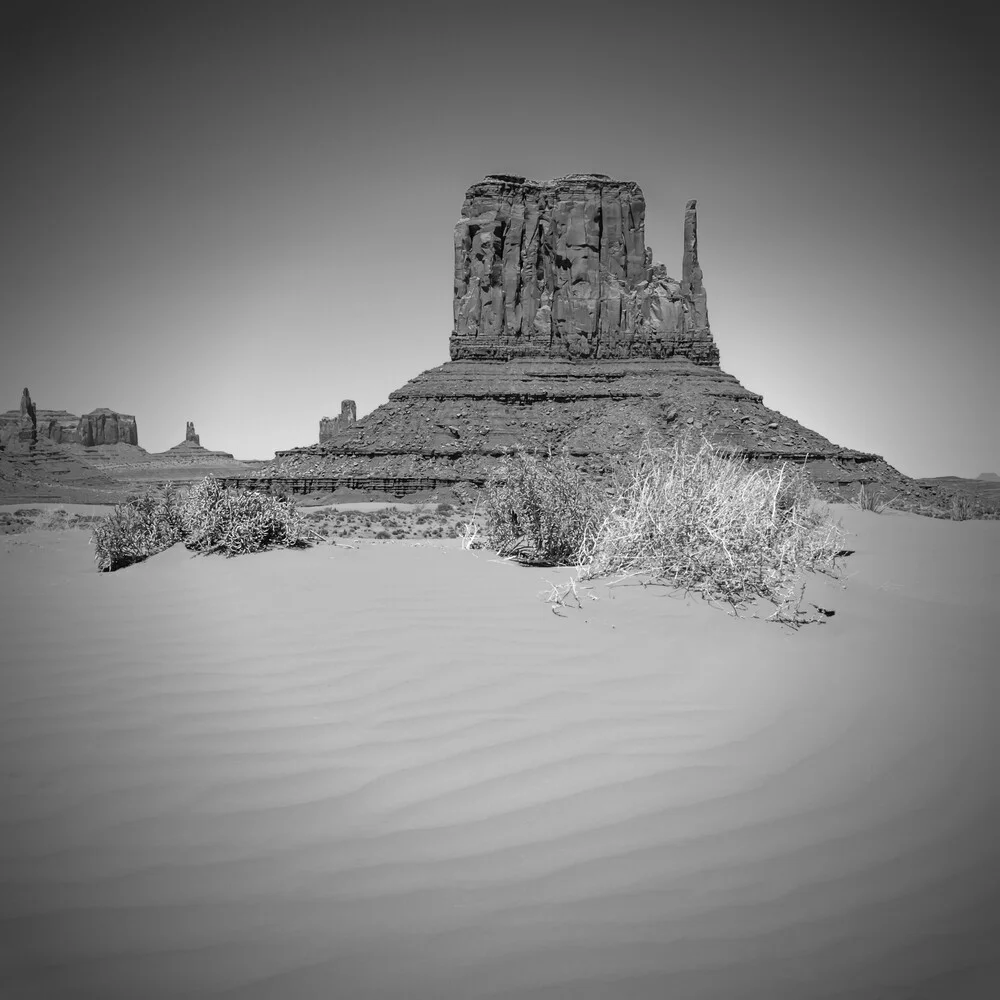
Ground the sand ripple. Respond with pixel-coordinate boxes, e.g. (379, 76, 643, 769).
(1, 511, 998, 998)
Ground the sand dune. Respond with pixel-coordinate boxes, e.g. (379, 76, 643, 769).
(1, 506, 998, 999)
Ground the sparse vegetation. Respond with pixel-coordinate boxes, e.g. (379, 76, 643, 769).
(91, 477, 312, 572)
(946, 491, 1000, 521)
(483, 433, 847, 612)
(180, 476, 310, 556)
(853, 483, 894, 513)
(90, 489, 185, 572)
(484, 450, 603, 565)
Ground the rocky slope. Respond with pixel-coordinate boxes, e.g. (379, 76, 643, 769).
(0, 438, 130, 503)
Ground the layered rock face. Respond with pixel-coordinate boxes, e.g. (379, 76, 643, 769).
(254, 175, 934, 507)
(0, 392, 137, 448)
(36, 410, 82, 444)
(451, 175, 716, 363)
(76, 408, 139, 446)
(319, 400, 357, 444)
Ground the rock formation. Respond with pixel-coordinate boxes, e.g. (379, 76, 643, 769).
(36, 410, 83, 444)
(76, 408, 139, 446)
(159, 422, 234, 460)
(18, 388, 36, 444)
(451, 175, 716, 363)
(248, 175, 940, 509)
(319, 400, 357, 444)
(0, 391, 137, 448)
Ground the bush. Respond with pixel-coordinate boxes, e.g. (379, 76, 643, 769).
(579, 435, 844, 606)
(91, 488, 185, 572)
(948, 492, 1000, 521)
(181, 477, 309, 556)
(482, 432, 846, 609)
(91, 477, 311, 571)
(484, 449, 603, 565)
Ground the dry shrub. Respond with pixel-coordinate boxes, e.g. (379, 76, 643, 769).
(949, 492, 1000, 520)
(91, 488, 184, 572)
(484, 449, 603, 565)
(92, 477, 310, 571)
(181, 476, 309, 555)
(482, 432, 846, 610)
(579, 434, 845, 607)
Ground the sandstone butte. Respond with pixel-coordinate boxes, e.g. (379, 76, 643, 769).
(157, 421, 235, 460)
(0, 389, 138, 449)
(236, 174, 929, 506)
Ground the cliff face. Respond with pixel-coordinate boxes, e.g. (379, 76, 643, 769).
(0, 393, 137, 448)
(36, 410, 81, 444)
(76, 408, 138, 446)
(451, 174, 716, 363)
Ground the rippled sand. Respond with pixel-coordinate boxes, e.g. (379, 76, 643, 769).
(1, 507, 998, 999)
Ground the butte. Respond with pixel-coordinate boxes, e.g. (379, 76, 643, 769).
(251, 174, 932, 506)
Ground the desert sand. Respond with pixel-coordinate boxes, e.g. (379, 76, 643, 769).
(1, 506, 998, 999)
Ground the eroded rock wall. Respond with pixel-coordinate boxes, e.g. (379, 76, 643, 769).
(76, 408, 138, 446)
(1, 390, 105, 447)
(451, 175, 717, 364)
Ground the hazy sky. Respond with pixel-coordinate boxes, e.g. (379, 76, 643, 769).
(1, 1, 996, 477)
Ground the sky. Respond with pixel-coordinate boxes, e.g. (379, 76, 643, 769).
(1, 0, 996, 477)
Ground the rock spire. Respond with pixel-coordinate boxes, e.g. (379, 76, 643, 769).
(18, 388, 37, 444)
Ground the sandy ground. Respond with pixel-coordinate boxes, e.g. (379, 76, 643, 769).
(0, 506, 998, 999)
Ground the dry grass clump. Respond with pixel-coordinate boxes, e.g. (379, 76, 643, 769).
(92, 477, 311, 571)
(947, 491, 1000, 521)
(578, 436, 844, 607)
(854, 483, 894, 513)
(484, 450, 603, 565)
(483, 432, 846, 610)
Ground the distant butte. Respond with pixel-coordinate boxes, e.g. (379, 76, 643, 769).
(0, 389, 138, 449)
(158, 421, 234, 460)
